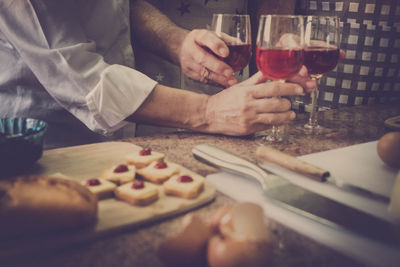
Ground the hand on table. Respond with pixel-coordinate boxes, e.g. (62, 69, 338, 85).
(179, 29, 237, 87)
(203, 71, 314, 136)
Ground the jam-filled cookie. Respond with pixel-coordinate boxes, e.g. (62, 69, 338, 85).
(115, 180, 159, 206)
(100, 164, 136, 185)
(163, 173, 205, 199)
(126, 148, 165, 169)
(136, 160, 179, 184)
(82, 178, 117, 200)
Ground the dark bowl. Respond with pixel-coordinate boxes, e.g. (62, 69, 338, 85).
(0, 118, 48, 177)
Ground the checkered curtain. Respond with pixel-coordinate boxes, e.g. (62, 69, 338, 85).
(295, 0, 400, 111)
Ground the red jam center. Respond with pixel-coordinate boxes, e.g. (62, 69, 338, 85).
(154, 161, 168, 169)
(132, 180, 145, 190)
(139, 148, 152, 156)
(86, 178, 101, 186)
(177, 175, 193, 183)
(113, 164, 129, 173)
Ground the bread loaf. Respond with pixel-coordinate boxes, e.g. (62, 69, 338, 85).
(0, 175, 98, 238)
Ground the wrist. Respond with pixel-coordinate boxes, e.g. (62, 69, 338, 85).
(130, 85, 212, 132)
(186, 93, 211, 132)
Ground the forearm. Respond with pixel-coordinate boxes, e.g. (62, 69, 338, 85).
(129, 71, 311, 136)
(128, 84, 210, 131)
(131, 0, 189, 65)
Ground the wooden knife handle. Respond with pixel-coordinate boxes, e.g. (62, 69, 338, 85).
(255, 145, 330, 182)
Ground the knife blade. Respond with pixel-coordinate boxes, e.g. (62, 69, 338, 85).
(192, 144, 399, 245)
(257, 159, 394, 222)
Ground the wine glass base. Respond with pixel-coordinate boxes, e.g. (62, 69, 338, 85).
(303, 123, 332, 135)
(254, 127, 287, 143)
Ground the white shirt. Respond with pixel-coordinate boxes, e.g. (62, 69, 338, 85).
(0, 0, 157, 147)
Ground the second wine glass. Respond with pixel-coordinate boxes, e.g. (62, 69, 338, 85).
(256, 15, 304, 142)
(303, 16, 340, 134)
(211, 13, 252, 72)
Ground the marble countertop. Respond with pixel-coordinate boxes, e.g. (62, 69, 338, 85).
(7, 103, 400, 267)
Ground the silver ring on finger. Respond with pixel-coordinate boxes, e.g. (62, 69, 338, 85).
(199, 66, 210, 83)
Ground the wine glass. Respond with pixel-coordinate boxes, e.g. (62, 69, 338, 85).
(255, 15, 304, 142)
(303, 16, 340, 134)
(210, 14, 252, 72)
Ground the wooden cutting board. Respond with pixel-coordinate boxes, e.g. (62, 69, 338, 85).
(0, 141, 216, 261)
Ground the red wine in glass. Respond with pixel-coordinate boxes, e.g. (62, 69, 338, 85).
(304, 46, 340, 75)
(256, 48, 304, 79)
(206, 44, 252, 72)
(210, 14, 251, 72)
(255, 14, 304, 143)
(303, 16, 341, 134)
(222, 43, 251, 72)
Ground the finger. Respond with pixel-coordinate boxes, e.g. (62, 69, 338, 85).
(189, 45, 235, 81)
(196, 48, 235, 79)
(185, 66, 236, 87)
(185, 65, 235, 87)
(297, 65, 308, 76)
(252, 97, 292, 113)
(199, 66, 210, 84)
(191, 31, 235, 78)
(193, 29, 229, 58)
(251, 81, 304, 99)
(288, 66, 317, 93)
(255, 111, 296, 126)
(339, 49, 346, 59)
(207, 71, 238, 87)
(183, 66, 209, 84)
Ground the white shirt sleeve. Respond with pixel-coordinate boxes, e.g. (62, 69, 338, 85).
(0, 0, 157, 135)
(86, 65, 157, 132)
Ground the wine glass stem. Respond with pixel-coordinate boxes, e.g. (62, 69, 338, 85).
(271, 80, 286, 141)
(271, 124, 280, 140)
(307, 77, 320, 128)
(257, 80, 287, 142)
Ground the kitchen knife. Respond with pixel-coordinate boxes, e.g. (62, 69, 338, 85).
(255, 145, 390, 201)
(192, 143, 400, 245)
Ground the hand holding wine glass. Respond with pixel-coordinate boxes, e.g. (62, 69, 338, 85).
(303, 16, 340, 134)
(179, 14, 251, 87)
(210, 13, 252, 73)
(255, 15, 304, 142)
(179, 29, 237, 87)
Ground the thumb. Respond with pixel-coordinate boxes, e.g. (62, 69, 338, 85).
(339, 49, 346, 59)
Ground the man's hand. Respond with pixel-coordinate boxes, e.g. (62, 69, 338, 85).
(131, 69, 315, 136)
(287, 66, 317, 93)
(202, 72, 308, 135)
(179, 29, 238, 87)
